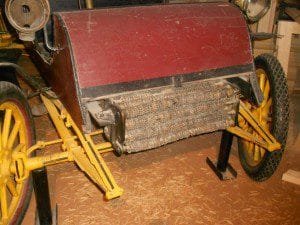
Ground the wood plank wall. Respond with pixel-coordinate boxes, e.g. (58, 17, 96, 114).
(289, 35, 300, 92)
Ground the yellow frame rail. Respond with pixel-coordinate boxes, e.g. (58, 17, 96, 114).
(11, 93, 123, 200)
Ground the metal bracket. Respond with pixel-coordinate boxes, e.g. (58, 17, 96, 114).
(86, 100, 125, 154)
(227, 101, 281, 152)
(249, 72, 264, 105)
(206, 131, 237, 180)
(227, 73, 263, 106)
(9, 93, 123, 209)
(32, 168, 53, 225)
(40, 94, 123, 200)
(86, 101, 115, 126)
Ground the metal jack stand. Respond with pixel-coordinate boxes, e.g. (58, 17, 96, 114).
(33, 168, 56, 225)
(206, 131, 237, 180)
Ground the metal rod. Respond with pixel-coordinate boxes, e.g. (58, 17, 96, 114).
(26, 151, 70, 171)
(41, 95, 73, 141)
(216, 130, 233, 172)
(32, 168, 52, 225)
(43, 26, 60, 52)
(206, 130, 237, 180)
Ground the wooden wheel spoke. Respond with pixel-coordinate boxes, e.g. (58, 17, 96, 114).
(260, 148, 266, 159)
(13, 143, 25, 153)
(7, 178, 18, 197)
(243, 141, 249, 150)
(263, 80, 270, 102)
(0, 122, 2, 152)
(254, 145, 260, 162)
(248, 141, 254, 156)
(238, 116, 249, 130)
(2, 109, 12, 149)
(259, 73, 266, 92)
(262, 98, 272, 112)
(7, 121, 20, 150)
(0, 185, 8, 219)
(263, 116, 272, 123)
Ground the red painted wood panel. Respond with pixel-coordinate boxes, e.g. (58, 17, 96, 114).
(57, 3, 253, 89)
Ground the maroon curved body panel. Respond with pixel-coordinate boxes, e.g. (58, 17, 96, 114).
(46, 3, 254, 128)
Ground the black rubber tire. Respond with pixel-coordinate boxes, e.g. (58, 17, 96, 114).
(0, 67, 19, 86)
(0, 81, 35, 225)
(238, 54, 289, 181)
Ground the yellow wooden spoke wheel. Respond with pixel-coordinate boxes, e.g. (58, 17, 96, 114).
(238, 54, 289, 181)
(0, 82, 35, 225)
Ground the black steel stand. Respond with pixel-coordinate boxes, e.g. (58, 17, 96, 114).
(32, 168, 53, 225)
(206, 131, 237, 180)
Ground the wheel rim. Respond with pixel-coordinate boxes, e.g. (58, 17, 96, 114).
(0, 100, 29, 225)
(239, 68, 273, 166)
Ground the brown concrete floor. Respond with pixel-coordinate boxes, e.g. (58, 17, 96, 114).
(19, 57, 300, 225)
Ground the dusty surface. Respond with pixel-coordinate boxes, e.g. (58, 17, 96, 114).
(21, 96, 300, 225)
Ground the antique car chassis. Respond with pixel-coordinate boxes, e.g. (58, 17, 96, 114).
(0, 62, 282, 193)
(0, 61, 282, 224)
(0, 1, 289, 225)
